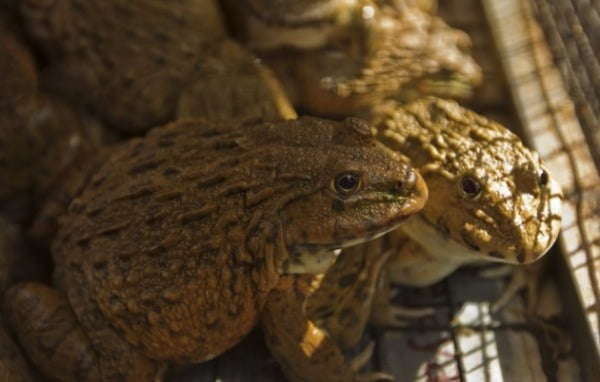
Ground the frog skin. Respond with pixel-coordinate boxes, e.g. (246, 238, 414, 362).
(4, 117, 428, 382)
(220, 0, 372, 50)
(221, 0, 436, 50)
(305, 228, 405, 349)
(0, 15, 41, 204)
(18, 0, 227, 133)
(176, 39, 297, 122)
(29, 38, 296, 248)
(222, 0, 482, 117)
(307, 98, 563, 349)
(0, 13, 107, 225)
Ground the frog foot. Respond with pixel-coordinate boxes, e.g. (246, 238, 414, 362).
(489, 266, 530, 313)
(350, 342, 393, 381)
(478, 261, 546, 314)
(528, 315, 572, 359)
(371, 304, 436, 327)
(349, 341, 375, 371)
(371, 287, 435, 326)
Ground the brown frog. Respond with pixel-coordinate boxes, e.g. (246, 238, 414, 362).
(0, 14, 41, 204)
(222, 0, 482, 116)
(176, 39, 297, 122)
(5, 117, 428, 381)
(18, 0, 227, 133)
(29, 37, 297, 248)
(0, 12, 107, 226)
(306, 98, 563, 349)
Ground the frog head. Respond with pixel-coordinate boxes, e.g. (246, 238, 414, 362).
(376, 98, 563, 265)
(257, 116, 427, 273)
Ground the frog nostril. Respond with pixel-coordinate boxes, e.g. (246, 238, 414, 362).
(393, 180, 403, 193)
(394, 170, 416, 194)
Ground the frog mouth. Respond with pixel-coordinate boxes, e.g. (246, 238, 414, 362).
(400, 214, 487, 262)
(279, 247, 342, 274)
(290, 213, 410, 252)
(282, 219, 406, 274)
(415, 72, 479, 100)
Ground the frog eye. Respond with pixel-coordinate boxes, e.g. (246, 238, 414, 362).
(458, 175, 481, 199)
(539, 169, 549, 187)
(333, 172, 361, 196)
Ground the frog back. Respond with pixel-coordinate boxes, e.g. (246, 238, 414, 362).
(52, 120, 285, 361)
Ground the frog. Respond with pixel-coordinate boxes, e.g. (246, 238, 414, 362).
(27, 37, 297, 249)
(176, 39, 297, 122)
(4, 116, 428, 382)
(221, 0, 482, 117)
(17, 0, 228, 133)
(220, 0, 372, 51)
(0, 11, 108, 227)
(306, 98, 563, 349)
(0, 14, 42, 205)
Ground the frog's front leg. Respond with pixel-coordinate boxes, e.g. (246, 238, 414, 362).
(370, 236, 460, 327)
(4, 282, 162, 382)
(304, 238, 395, 350)
(262, 275, 390, 382)
(478, 258, 548, 314)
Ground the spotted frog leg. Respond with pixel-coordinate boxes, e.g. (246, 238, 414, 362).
(175, 39, 297, 122)
(305, 228, 436, 349)
(478, 258, 548, 314)
(304, 236, 397, 349)
(263, 275, 392, 382)
(309, 98, 563, 345)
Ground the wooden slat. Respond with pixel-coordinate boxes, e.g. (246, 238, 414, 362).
(482, 0, 600, 377)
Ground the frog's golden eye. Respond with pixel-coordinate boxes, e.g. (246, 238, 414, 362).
(539, 169, 549, 187)
(459, 175, 481, 199)
(333, 172, 361, 196)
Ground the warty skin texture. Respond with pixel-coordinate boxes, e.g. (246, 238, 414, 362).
(18, 0, 227, 133)
(5, 116, 427, 382)
(306, 98, 563, 350)
(222, 0, 482, 116)
(374, 98, 563, 275)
